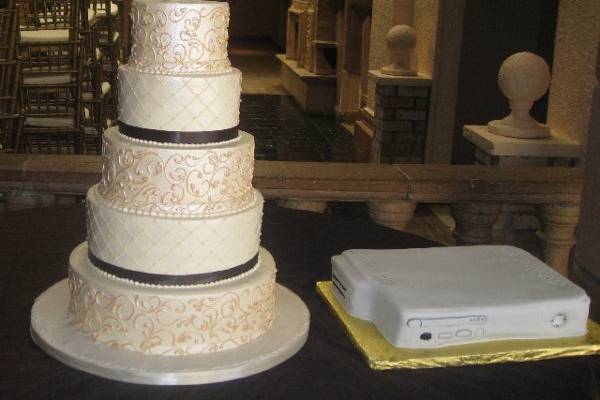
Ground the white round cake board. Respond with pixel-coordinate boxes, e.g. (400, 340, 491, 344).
(30, 280, 310, 385)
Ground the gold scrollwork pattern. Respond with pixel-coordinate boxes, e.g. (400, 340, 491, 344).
(67, 268, 277, 355)
(129, 1, 232, 74)
(98, 132, 255, 216)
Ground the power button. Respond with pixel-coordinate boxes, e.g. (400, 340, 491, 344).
(551, 313, 567, 327)
(456, 329, 472, 338)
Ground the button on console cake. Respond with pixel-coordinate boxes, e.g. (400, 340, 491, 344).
(331, 246, 590, 348)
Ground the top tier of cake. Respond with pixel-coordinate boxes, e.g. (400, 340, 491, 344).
(129, 0, 231, 75)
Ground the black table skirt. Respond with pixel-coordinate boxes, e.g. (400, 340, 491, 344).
(1, 203, 598, 400)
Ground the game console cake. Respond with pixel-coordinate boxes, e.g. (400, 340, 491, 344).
(331, 246, 590, 348)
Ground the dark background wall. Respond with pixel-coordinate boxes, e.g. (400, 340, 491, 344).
(228, 0, 289, 48)
(452, 0, 559, 164)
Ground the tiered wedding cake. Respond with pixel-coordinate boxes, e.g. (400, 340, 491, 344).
(67, 0, 275, 356)
(31, 0, 308, 383)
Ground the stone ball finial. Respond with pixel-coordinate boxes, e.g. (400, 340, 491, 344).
(488, 52, 551, 139)
(381, 24, 417, 76)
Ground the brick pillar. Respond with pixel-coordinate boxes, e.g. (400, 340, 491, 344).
(369, 71, 432, 164)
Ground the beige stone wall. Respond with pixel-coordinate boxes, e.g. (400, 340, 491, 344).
(366, 0, 396, 112)
(412, 0, 439, 78)
(547, 0, 600, 146)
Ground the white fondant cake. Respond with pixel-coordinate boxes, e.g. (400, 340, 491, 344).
(118, 66, 242, 132)
(332, 246, 590, 349)
(87, 185, 263, 276)
(68, 243, 276, 355)
(99, 127, 255, 216)
(54, 0, 300, 358)
(129, 0, 231, 74)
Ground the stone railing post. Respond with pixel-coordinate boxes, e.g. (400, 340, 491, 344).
(451, 202, 501, 245)
(369, 25, 433, 165)
(278, 199, 328, 214)
(369, 200, 417, 231)
(463, 52, 582, 247)
(536, 204, 580, 276)
(381, 24, 417, 77)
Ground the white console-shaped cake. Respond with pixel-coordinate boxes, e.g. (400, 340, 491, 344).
(331, 246, 590, 348)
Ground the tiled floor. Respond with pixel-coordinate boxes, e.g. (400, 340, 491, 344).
(231, 39, 355, 163)
(229, 37, 452, 245)
(240, 94, 355, 162)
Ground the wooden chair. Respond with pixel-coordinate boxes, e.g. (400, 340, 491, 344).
(17, 0, 81, 43)
(78, 0, 111, 154)
(81, 47, 110, 154)
(19, 40, 84, 153)
(86, 0, 117, 117)
(0, 6, 23, 152)
(0, 59, 22, 151)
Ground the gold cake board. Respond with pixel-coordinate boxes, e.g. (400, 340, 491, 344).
(316, 281, 600, 370)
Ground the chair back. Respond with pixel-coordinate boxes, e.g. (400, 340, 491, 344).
(0, 8, 18, 61)
(20, 39, 79, 77)
(0, 5, 21, 151)
(17, 0, 80, 39)
(19, 39, 84, 153)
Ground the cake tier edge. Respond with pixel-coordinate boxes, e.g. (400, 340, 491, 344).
(99, 127, 255, 217)
(68, 242, 277, 356)
(128, 0, 232, 75)
(87, 184, 263, 276)
(118, 65, 241, 134)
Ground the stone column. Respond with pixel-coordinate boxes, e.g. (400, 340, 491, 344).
(365, 0, 396, 113)
(537, 204, 580, 277)
(572, 38, 600, 321)
(451, 203, 501, 246)
(369, 200, 417, 231)
(278, 199, 328, 214)
(370, 72, 432, 164)
(394, 0, 413, 26)
(463, 52, 583, 251)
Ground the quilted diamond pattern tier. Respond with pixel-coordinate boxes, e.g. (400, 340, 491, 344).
(99, 127, 255, 217)
(118, 65, 241, 133)
(87, 184, 263, 276)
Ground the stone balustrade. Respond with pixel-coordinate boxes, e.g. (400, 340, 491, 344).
(0, 154, 583, 276)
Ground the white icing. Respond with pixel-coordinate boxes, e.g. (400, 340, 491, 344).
(332, 246, 590, 349)
(128, 0, 232, 74)
(99, 127, 255, 217)
(87, 184, 263, 276)
(118, 65, 241, 133)
(68, 242, 277, 356)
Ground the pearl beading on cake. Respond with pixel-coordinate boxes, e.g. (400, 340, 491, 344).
(89, 255, 261, 289)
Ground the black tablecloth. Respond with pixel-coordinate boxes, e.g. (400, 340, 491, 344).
(1, 203, 598, 400)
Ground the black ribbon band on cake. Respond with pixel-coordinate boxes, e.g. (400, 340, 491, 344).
(119, 121, 239, 144)
(88, 251, 259, 286)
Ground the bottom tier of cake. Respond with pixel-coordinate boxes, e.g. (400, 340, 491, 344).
(67, 242, 277, 356)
